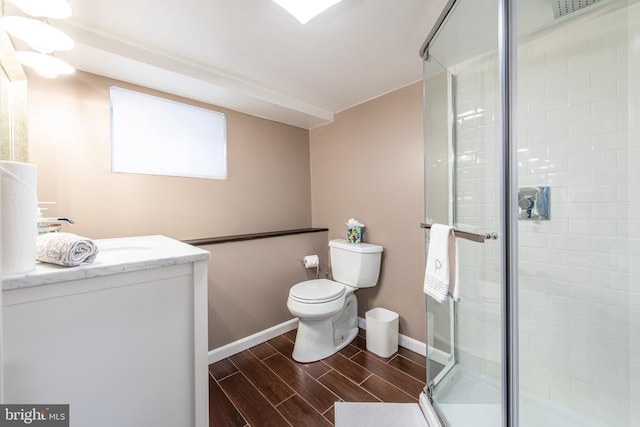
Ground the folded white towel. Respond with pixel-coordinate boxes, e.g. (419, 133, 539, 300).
(36, 232, 98, 267)
(423, 224, 459, 303)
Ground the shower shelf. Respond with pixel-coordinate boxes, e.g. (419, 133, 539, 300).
(420, 223, 498, 243)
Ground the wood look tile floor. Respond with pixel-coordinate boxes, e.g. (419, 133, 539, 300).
(208, 328, 437, 427)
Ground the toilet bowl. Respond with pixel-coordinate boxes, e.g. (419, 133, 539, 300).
(288, 279, 346, 319)
(287, 239, 383, 363)
(287, 279, 358, 362)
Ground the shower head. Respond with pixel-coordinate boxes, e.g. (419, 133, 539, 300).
(552, 0, 602, 19)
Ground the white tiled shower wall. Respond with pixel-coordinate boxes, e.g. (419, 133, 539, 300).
(453, 3, 639, 426)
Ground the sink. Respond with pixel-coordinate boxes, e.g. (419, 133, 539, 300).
(99, 245, 152, 251)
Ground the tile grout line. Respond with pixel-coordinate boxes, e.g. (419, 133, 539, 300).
(358, 372, 374, 386)
(331, 352, 375, 385)
(243, 349, 328, 426)
(208, 371, 249, 426)
(280, 333, 425, 400)
(210, 330, 428, 426)
(346, 348, 363, 360)
(273, 394, 294, 409)
(247, 345, 274, 361)
(321, 403, 338, 416)
(209, 366, 240, 383)
(319, 366, 383, 403)
(260, 343, 340, 416)
(220, 360, 282, 425)
(229, 355, 298, 408)
(397, 349, 428, 368)
(389, 355, 428, 383)
(274, 394, 335, 427)
(347, 352, 427, 396)
(271, 395, 304, 427)
(317, 368, 333, 381)
(367, 373, 421, 403)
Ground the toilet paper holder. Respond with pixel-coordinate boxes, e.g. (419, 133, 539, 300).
(300, 255, 320, 278)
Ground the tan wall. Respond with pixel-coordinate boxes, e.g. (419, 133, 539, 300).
(26, 70, 320, 350)
(27, 70, 430, 347)
(205, 232, 328, 349)
(310, 81, 426, 341)
(27, 70, 311, 241)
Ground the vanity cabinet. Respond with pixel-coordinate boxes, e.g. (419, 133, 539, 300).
(1, 235, 210, 427)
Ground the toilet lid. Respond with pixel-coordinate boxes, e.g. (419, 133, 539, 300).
(289, 279, 345, 304)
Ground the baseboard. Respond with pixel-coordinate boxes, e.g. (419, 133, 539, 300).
(208, 318, 298, 364)
(358, 316, 451, 366)
(209, 316, 451, 366)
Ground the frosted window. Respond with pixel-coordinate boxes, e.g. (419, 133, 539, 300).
(110, 86, 227, 179)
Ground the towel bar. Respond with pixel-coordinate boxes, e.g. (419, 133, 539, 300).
(420, 223, 498, 243)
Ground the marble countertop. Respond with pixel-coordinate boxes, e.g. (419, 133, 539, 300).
(2, 235, 211, 290)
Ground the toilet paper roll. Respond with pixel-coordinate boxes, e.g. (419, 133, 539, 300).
(303, 255, 319, 269)
(1, 161, 38, 275)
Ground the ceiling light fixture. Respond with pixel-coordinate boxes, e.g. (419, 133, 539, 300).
(2, 16, 74, 53)
(272, 0, 342, 24)
(7, 0, 72, 19)
(16, 51, 75, 78)
(2, 0, 76, 78)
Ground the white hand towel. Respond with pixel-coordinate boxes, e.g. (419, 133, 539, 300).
(423, 224, 459, 303)
(36, 232, 98, 267)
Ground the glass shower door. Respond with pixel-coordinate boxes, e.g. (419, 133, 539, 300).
(423, 56, 456, 392)
(423, 0, 640, 426)
(423, 1, 504, 426)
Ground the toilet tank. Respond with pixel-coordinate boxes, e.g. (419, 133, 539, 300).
(329, 239, 383, 288)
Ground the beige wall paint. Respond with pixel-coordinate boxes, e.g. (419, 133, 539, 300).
(26, 70, 431, 348)
(27, 70, 311, 241)
(26, 70, 320, 350)
(310, 81, 426, 341)
(205, 231, 328, 349)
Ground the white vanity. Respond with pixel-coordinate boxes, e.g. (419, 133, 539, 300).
(1, 235, 210, 427)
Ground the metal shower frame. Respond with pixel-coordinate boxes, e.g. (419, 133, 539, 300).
(420, 0, 519, 426)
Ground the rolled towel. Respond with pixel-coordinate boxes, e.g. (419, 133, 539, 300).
(36, 232, 98, 267)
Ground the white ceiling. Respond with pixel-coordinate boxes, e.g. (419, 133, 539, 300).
(10, 0, 449, 129)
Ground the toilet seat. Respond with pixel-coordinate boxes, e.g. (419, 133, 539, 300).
(289, 279, 345, 304)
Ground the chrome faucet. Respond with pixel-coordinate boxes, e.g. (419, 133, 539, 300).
(38, 217, 75, 225)
(37, 217, 75, 234)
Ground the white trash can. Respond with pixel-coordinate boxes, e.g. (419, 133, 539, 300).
(365, 308, 399, 358)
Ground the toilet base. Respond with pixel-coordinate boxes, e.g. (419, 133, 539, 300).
(292, 293, 358, 363)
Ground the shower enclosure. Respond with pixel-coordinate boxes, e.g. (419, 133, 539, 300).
(422, 0, 639, 426)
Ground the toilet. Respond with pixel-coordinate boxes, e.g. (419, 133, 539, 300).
(287, 238, 383, 363)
